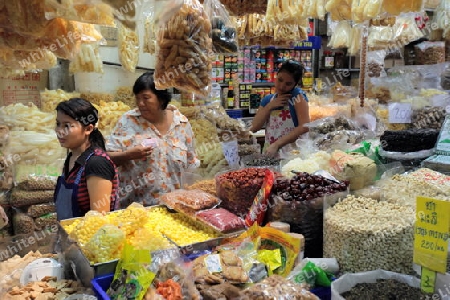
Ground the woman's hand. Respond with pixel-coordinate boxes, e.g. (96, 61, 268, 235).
(126, 145, 154, 160)
(264, 143, 279, 157)
(268, 93, 292, 109)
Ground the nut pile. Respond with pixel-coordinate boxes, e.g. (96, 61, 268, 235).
(341, 279, 427, 300)
(380, 169, 450, 208)
(414, 41, 445, 65)
(412, 106, 446, 130)
(271, 172, 349, 202)
(324, 195, 415, 273)
(267, 173, 348, 258)
(216, 168, 267, 216)
(368, 61, 383, 77)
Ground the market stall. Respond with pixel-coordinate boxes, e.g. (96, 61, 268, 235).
(0, 0, 450, 299)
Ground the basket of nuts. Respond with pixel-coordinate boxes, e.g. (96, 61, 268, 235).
(265, 172, 349, 258)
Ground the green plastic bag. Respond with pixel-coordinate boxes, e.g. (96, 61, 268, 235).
(108, 243, 155, 300)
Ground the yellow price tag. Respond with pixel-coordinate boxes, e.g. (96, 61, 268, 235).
(421, 267, 436, 294)
(413, 196, 450, 274)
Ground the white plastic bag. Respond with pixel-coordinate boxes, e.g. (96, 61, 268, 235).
(331, 270, 420, 300)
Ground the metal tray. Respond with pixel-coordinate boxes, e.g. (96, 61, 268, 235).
(57, 205, 240, 286)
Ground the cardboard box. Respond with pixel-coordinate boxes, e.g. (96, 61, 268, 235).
(0, 71, 49, 107)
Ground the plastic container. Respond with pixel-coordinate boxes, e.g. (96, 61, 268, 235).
(91, 274, 114, 300)
(226, 109, 244, 119)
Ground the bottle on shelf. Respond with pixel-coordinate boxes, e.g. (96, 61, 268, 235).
(227, 82, 235, 109)
(322, 51, 335, 69)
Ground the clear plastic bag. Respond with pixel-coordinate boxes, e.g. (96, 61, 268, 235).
(196, 208, 245, 233)
(181, 170, 217, 196)
(27, 203, 56, 218)
(69, 43, 103, 74)
(266, 0, 305, 23)
(159, 189, 221, 213)
(34, 212, 57, 231)
(351, 0, 384, 23)
(368, 26, 394, 50)
(348, 24, 362, 55)
(142, 0, 157, 54)
(240, 275, 319, 299)
(154, 0, 212, 97)
(118, 23, 139, 73)
(332, 270, 426, 300)
(0, 0, 49, 37)
(326, 0, 352, 21)
(16, 175, 57, 191)
(382, 0, 424, 16)
(44, 0, 115, 26)
(393, 14, 424, 46)
(153, 259, 201, 300)
(84, 224, 125, 263)
(302, 0, 327, 20)
(367, 50, 386, 78)
(204, 0, 238, 53)
(327, 20, 352, 49)
(10, 188, 54, 208)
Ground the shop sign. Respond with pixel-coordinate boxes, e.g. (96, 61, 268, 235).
(413, 196, 450, 274)
(291, 36, 322, 50)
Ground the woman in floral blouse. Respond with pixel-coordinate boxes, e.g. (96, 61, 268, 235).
(107, 73, 199, 207)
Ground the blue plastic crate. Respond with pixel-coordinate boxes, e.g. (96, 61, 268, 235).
(91, 274, 114, 300)
(311, 286, 331, 300)
(226, 109, 244, 119)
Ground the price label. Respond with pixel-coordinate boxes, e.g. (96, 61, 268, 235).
(221, 139, 240, 167)
(388, 102, 412, 123)
(204, 254, 222, 273)
(413, 196, 450, 273)
(421, 267, 437, 294)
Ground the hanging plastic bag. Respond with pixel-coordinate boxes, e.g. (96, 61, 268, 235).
(142, 0, 157, 54)
(367, 50, 386, 78)
(368, 25, 394, 50)
(101, 0, 137, 29)
(69, 42, 104, 73)
(328, 21, 352, 49)
(302, 0, 327, 20)
(0, 49, 57, 72)
(393, 14, 424, 46)
(326, 0, 352, 21)
(0, 0, 50, 37)
(118, 23, 139, 73)
(154, 0, 212, 97)
(351, 0, 384, 23)
(204, 0, 238, 53)
(348, 24, 362, 55)
(382, 0, 424, 17)
(44, 0, 115, 27)
(266, 0, 305, 24)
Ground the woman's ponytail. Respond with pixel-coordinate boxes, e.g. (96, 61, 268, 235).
(89, 128, 106, 151)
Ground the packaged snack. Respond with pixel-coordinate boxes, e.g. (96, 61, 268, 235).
(196, 208, 245, 233)
(154, 0, 212, 97)
(159, 189, 220, 213)
(245, 169, 275, 227)
(108, 244, 155, 300)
